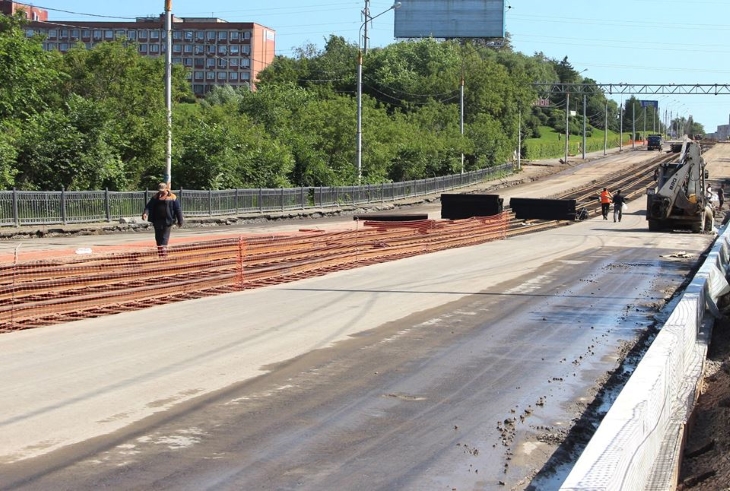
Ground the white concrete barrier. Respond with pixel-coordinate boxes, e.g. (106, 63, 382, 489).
(561, 228, 730, 491)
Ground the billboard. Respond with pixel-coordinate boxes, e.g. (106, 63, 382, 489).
(640, 100, 659, 108)
(394, 0, 505, 39)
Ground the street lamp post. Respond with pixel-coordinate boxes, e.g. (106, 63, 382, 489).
(356, 2, 400, 185)
(164, 0, 172, 185)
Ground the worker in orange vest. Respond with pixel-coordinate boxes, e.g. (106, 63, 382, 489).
(599, 188, 613, 220)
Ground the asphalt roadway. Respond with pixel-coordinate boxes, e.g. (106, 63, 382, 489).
(1, 144, 729, 490)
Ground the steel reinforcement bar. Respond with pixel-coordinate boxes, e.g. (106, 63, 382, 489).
(0, 215, 509, 331)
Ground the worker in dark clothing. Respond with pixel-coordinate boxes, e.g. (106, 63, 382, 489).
(718, 184, 725, 210)
(142, 182, 184, 256)
(612, 189, 627, 223)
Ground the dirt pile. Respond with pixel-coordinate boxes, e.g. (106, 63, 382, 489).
(678, 311, 730, 490)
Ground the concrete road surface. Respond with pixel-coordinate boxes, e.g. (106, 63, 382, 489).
(2, 144, 729, 489)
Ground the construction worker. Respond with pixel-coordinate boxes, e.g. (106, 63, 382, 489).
(599, 188, 613, 220)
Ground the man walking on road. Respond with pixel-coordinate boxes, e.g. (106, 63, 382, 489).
(142, 182, 184, 256)
(599, 188, 613, 220)
(612, 190, 627, 223)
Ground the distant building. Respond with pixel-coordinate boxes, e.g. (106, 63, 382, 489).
(709, 115, 730, 140)
(0, 0, 47, 21)
(2, 1, 275, 95)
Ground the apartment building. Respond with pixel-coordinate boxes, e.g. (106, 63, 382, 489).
(2, 1, 275, 95)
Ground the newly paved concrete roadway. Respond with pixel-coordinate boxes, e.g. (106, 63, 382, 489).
(1, 145, 728, 490)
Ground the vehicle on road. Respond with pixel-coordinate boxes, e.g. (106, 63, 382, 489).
(646, 140, 713, 232)
(647, 134, 662, 151)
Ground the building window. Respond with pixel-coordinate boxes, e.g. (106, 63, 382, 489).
(217, 45, 227, 55)
(218, 31, 227, 41)
(241, 72, 250, 80)
(206, 71, 215, 80)
(217, 71, 226, 80)
(242, 45, 251, 55)
(194, 71, 204, 80)
(173, 44, 182, 54)
(206, 31, 216, 41)
(194, 45, 204, 55)
(183, 58, 193, 67)
(184, 31, 193, 42)
(85, 42, 93, 49)
(150, 30, 159, 41)
(230, 31, 240, 41)
(229, 72, 238, 81)
(115, 29, 125, 39)
(126, 30, 136, 40)
(230, 58, 239, 67)
(59, 43, 69, 52)
(172, 57, 182, 64)
(206, 45, 216, 55)
(71, 29, 80, 40)
(217, 59, 227, 68)
(206, 58, 215, 68)
(150, 44, 160, 54)
(195, 31, 205, 42)
(230, 45, 239, 55)
(104, 30, 113, 40)
(194, 58, 204, 68)
(48, 29, 57, 39)
(193, 84, 205, 95)
(25, 29, 34, 37)
(173, 31, 182, 40)
(183, 44, 193, 53)
(138, 29, 148, 40)
(81, 29, 90, 38)
(241, 58, 250, 68)
(243, 31, 251, 40)
(138, 44, 148, 54)
(59, 29, 68, 39)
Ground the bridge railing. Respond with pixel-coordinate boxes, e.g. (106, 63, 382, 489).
(0, 164, 513, 227)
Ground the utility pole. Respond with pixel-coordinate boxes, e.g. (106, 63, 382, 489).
(619, 97, 623, 151)
(362, 0, 370, 54)
(564, 93, 570, 163)
(582, 94, 586, 159)
(632, 102, 635, 150)
(164, 0, 172, 185)
(603, 99, 608, 156)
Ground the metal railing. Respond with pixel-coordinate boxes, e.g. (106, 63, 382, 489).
(0, 164, 514, 227)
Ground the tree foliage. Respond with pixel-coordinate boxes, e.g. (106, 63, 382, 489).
(0, 20, 635, 191)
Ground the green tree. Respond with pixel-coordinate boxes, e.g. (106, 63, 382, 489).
(0, 14, 63, 122)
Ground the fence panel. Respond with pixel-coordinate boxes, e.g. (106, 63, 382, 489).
(0, 163, 515, 227)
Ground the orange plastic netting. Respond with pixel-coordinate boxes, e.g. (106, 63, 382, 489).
(0, 215, 508, 332)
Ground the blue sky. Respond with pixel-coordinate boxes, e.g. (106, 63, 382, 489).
(34, 0, 730, 132)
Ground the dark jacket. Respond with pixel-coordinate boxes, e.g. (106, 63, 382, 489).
(144, 191, 183, 227)
(612, 193, 626, 208)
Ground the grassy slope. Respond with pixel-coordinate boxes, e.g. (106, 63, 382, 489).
(525, 126, 633, 160)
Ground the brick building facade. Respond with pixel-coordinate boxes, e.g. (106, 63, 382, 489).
(2, 1, 275, 95)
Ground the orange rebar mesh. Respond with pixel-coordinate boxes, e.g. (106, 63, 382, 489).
(0, 214, 508, 332)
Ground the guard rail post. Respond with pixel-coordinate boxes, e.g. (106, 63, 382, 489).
(61, 187, 67, 224)
(105, 188, 111, 222)
(12, 188, 19, 227)
(258, 188, 263, 213)
(208, 189, 213, 216)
